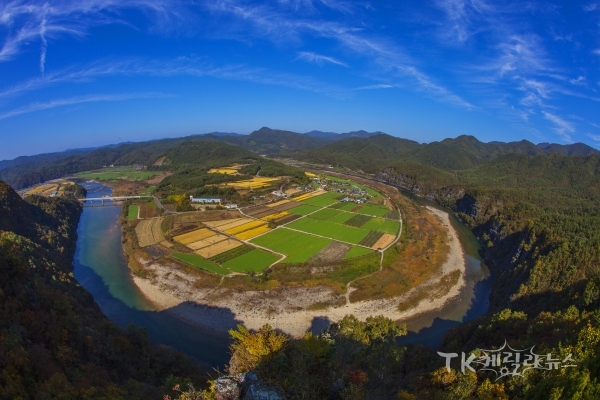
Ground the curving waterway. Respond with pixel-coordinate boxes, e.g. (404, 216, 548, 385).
(73, 181, 230, 368)
(73, 181, 491, 368)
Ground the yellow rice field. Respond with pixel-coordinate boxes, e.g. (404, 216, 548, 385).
(305, 172, 317, 177)
(208, 168, 238, 174)
(267, 199, 290, 207)
(221, 176, 279, 189)
(261, 211, 289, 221)
(195, 239, 242, 258)
(173, 228, 216, 245)
(27, 184, 56, 195)
(293, 189, 326, 202)
(235, 225, 271, 240)
(224, 220, 266, 235)
(186, 234, 229, 250)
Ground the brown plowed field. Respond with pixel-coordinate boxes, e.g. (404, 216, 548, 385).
(136, 219, 164, 247)
(244, 205, 271, 216)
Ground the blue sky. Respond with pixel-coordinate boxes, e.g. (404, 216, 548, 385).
(1, 0, 599, 159)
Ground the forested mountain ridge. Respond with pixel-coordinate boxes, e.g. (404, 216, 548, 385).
(2, 128, 597, 190)
(0, 181, 201, 398)
(298, 133, 600, 172)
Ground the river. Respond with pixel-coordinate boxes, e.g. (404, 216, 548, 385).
(73, 181, 231, 368)
(73, 181, 490, 368)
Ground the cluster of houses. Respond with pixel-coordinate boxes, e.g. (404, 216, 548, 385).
(325, 181, 372, 204)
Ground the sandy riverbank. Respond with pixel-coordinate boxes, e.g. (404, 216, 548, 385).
(132, 205, 466, 337)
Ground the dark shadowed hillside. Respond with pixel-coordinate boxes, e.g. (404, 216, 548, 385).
(0, 181, 202, 398)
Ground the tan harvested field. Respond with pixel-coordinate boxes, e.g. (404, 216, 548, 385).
(195, 239, 242, 258)
(235, 225, 271, 240)
(203, 218, 248, 228)
(205, 218, 253, 231)
(173, 228, 216, 245)
(151, 217, 167, 244)
(159, 240, 173, 248)
(187, 234, 229, 250)
(372, 233, 396, 249)
(136, 219, 164, 248)
(225, 220, 266, 235)
(267, 199, 290, 207)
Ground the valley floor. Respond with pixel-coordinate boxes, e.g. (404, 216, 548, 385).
(131, 206, 466, 337)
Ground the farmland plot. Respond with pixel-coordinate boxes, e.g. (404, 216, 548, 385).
(250, 228, 330, 263)
(173, 228, 216, 245)
(195, 239, 243, 258)
(186, 234, 229, 250)
(222, 249, 281, 273)
(136, 219, 163, 247)
(285, 218, 369, 244)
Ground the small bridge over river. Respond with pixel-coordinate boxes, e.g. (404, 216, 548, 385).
(78, 196, 171, 213)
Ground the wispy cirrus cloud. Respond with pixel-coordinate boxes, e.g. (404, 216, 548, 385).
(295, 51, 348, 67)
(543, 111, 575, 142)
(0, 92, 171, 120)
(0, 0, 189, 69)
(206, 0, 473, 109)
(354, 83, 395, 90)
(0, 56, 349, 102)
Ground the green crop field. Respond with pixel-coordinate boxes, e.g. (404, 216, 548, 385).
(288, 204, 320, 215)
(335, 202, 360, 211)
(76, 166, 161, 181)
(327, 212, 354, 224)
(128, 205, 139, 221)
(355, 204, 390, 217)
(141, 185, 156, 195)
(222, 249, 281, 273)
(301, 192, 341, 207)
(344, 246, 375, 259)
(310, 208, 342, 220)
(286, 218, 369, 244)
(172, 253, 229, 275)
(361, 218, 400, 234)
(251, 228, 331, 263)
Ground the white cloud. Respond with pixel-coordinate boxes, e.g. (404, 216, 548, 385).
(0, 0, 189, 65)
(354, 83, 395, 90)
(295, 52, 348, 67)
(0, 92, 170, 120)
(542, 111, 575, 142)
(570, 76, 586, 86)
